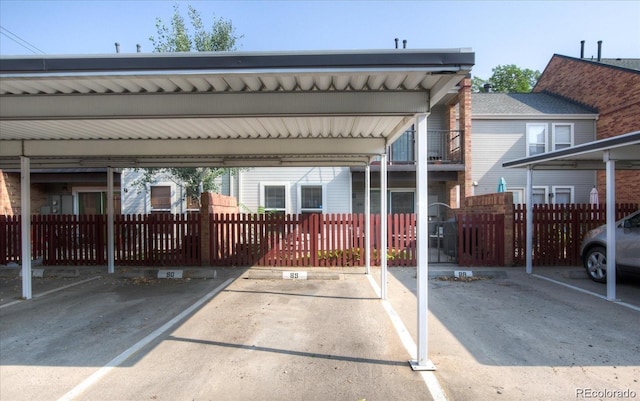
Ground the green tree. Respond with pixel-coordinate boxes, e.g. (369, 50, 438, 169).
(149, 4, 242, 52)
(472, 64, 541, 93)
(130, 168, 227, 204)
(138, 4, 244, 205)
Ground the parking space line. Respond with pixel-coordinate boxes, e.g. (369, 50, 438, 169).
(57, 277, 236, 401)
(366, 274, 449, 401)
(0, 276, 102, 309)
(533, 274, 640, 312)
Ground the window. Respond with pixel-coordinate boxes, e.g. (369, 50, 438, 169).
(552, 123, 573, 151)
(389, 191, 415, 213)
(526, 124, 547, 156)
(552, 186, 574, 204)
(531, 187, 548, 205)
(300, 185, 324, 214)
(150, 186, 171, 210)
(260, 183, 288, 214)
(508, 188, 525, 204)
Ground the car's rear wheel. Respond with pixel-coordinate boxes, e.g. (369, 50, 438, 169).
(584, 246, 607, 283)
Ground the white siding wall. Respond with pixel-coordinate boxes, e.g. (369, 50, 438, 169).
(121, 169, 187, 214)
(238, 167, 352, 214)
(472, 119, 597, 203)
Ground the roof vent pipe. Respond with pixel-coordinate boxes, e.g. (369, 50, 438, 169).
(403, 39, 407, 49)
(136, 44, 141, 53)
(580, 40, 585, 58)
(597, 40, 602, 61)
(115, 42, 120, 53)
(483, 83, 492, 93)
(395, 38, 399, 49)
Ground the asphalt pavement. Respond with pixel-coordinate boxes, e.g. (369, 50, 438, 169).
(1, 264, 639, 401)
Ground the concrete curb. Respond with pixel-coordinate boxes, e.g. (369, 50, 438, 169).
(428, 269, 508, 279)
(246, 269, 342, 280)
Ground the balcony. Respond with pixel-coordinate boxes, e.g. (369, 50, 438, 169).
(388, 129, 464, 165)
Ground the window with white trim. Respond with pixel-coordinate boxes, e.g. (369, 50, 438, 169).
(526, 124, 548, 156)
(299, 185, 324, 214)
(260, 183, 288, 214)
(150, 185, 171, 211)
(552, 123, 573, 151)
(552, 186, 574, 204)
(508, 188, 525, 204)
(531, 186, 548, 205)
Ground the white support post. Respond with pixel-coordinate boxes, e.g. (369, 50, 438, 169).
(107, 167, 115, 274)
(411, 113, 435, 371)
(20, 156, 32, 300)
(604, 151, 617, 301)
(380, 153, 388, 300)
(526, 166, 534, 274)
(365, 163, 371, 275)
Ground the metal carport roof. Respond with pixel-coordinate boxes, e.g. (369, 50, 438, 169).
(0, 49, 473, 169)
(0, 48, 475, 371)
(503, 130, 640, 301)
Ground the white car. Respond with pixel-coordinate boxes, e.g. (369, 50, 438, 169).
(580, 209, 640, 283)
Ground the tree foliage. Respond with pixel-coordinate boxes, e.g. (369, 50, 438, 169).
(130, 168, 228, 203)
(140, 4, 243, 205)
(149, 4, 242, 52)
(472, 64, 541, 93)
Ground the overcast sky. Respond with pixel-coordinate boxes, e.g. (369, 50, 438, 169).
(1, 0, 638, 79)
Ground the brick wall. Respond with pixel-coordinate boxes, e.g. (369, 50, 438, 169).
(534, 55, 640, 203)
(459, 77, 473, 199)
(461, 192, 514, 266)
(200, 192, 239, 266)
(0, 171, 17, 215)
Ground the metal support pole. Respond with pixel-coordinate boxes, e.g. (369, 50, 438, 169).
(380, 153, 387, 300)
(365, 163, 371, 275)
(526, 166, 534, 275)
(20, 156, 32, 300)
(604, 151, 617, 301)
(411, 113, 435, 370)
(107, 167, 115, 274)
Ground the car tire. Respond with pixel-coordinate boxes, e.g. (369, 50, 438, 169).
(584, 246, 607, 283)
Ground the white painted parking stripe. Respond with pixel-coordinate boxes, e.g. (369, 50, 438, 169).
(0, 276, 102, 309)
(367, 274, 449, 401)
(533, 274, 640, 312)
(57, 277, 235, 401)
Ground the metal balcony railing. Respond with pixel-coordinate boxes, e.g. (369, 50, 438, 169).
(387, 129, 464, 165)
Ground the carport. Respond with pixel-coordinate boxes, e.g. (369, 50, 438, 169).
(0, 48, 474, 370)
(503, 131, 640, 301)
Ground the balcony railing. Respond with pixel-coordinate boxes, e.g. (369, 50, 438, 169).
(387, 129, 464, 165)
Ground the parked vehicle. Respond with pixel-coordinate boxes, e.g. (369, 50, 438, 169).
(580, 210, 640, 283)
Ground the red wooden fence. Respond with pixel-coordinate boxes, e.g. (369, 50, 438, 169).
(457, 214, 505, 266)
(209, 213, 418, 267)
(2, 211, 515, 267)
(513, 203, 638, 266)
(0, 214, 200, 266)
(115, 213, 200, 266)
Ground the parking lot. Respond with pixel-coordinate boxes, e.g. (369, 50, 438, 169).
(1, 265, 639, 401)
(1, 268, 430, 401)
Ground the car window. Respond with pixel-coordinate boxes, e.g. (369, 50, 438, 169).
(626, 213, 640, 228)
